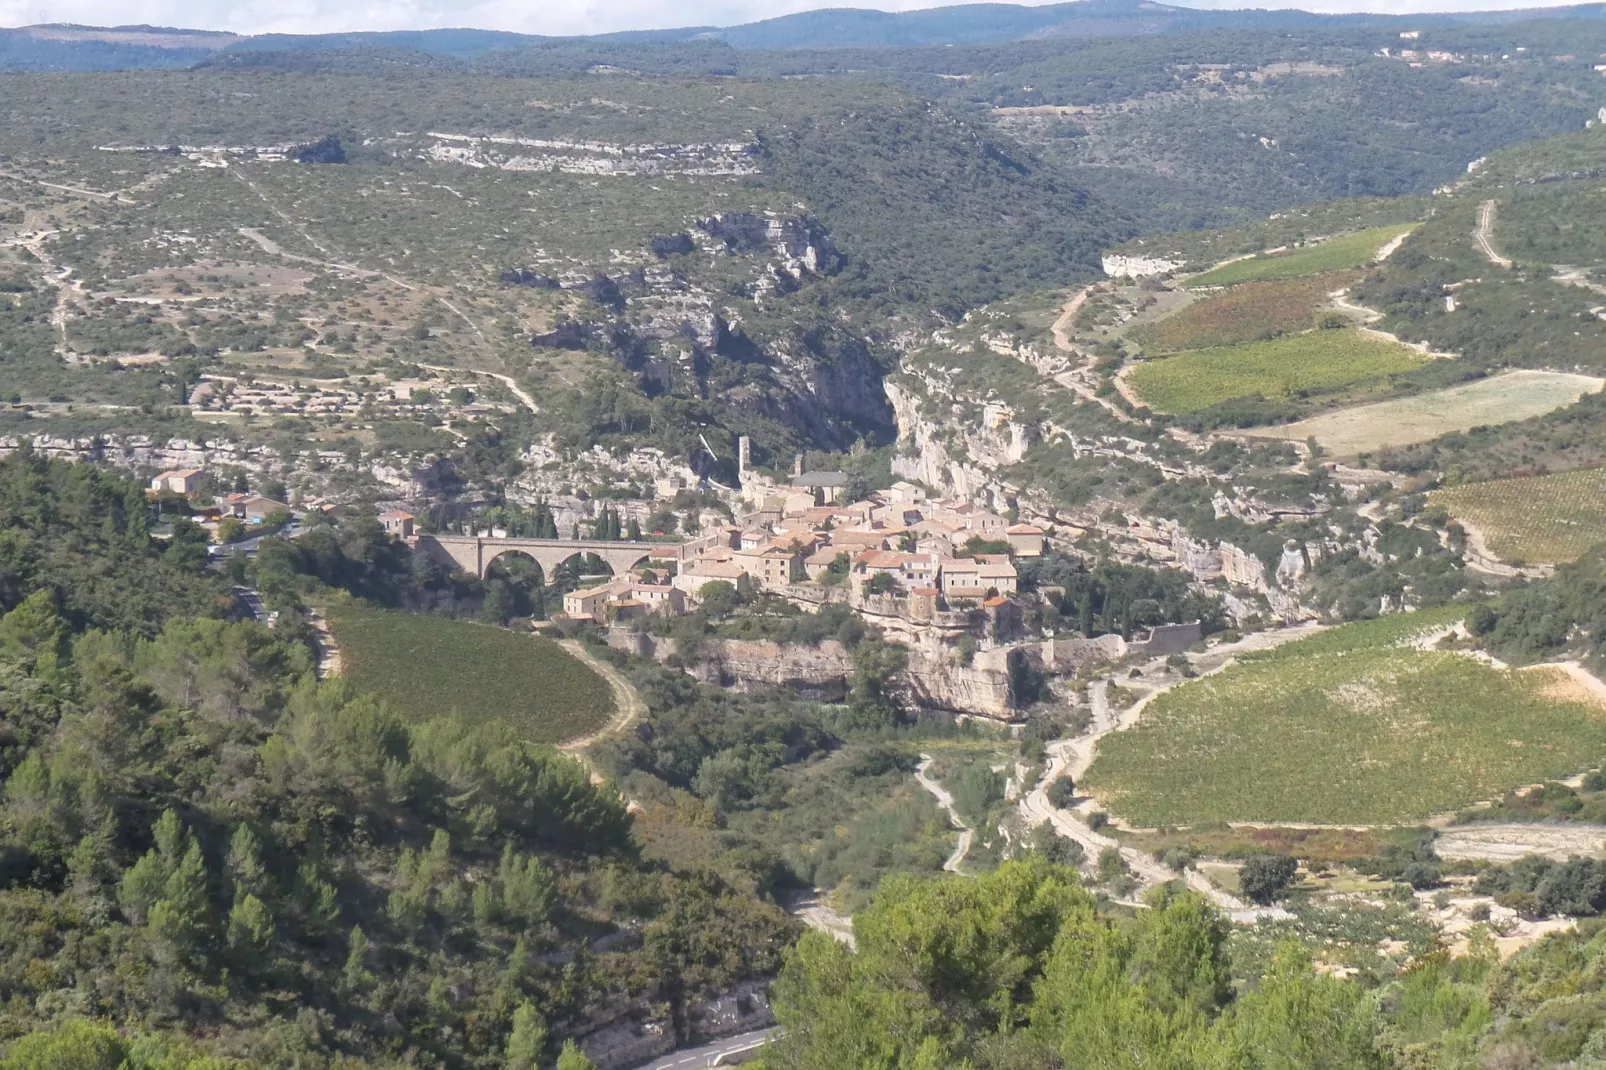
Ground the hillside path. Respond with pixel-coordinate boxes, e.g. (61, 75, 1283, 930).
(417, 361, 540, 417)
(1020, 626, 1325, 917)
(1476, 200, 1512, 269)
(1048, 285, 1141, 424)
(915, 754, 975, 873)
(557, 639, 647, 758)
(306, 607, 344, 679)
(232, 167, 503, 360)
(784, 889, 856, 948)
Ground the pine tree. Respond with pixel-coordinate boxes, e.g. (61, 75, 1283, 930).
(227, 893, 274, 959)
(555, 1039, 596, 1070)
(341, 926, 375, 996)
(500, 844, 555, 928)
(505, 1002, 548, 1070)
(226, 823, 269, 902)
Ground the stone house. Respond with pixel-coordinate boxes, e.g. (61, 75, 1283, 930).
(150, 468, 207, 497)
(1006, 524, 1045, 557)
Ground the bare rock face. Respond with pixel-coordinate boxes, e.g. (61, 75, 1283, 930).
(901, 649, 1015, 719)
(699, 639, 855, 701)
(686, 981, 775, 1043)
(614, 631, 1022, 719)
(576, 1012, 676, 1070)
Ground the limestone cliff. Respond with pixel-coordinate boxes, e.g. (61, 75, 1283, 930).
(612, 631, 1021, 719)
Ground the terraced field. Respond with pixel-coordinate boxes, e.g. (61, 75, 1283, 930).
(1130, 271, 1359, 354)
(1241, 370, 1605, 455)
(1126, 328, 1426, 414)
(1431, 467, 1606, 565)
(1083, 612, 1606, 826)
(1186, 224, 1417, 287)
(327, 603, 613, 744)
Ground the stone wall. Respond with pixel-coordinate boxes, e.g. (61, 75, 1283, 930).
(1130, 621, 1203, 657)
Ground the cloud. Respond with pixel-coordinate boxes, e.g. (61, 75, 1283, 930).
(0, 0, 1580, 37)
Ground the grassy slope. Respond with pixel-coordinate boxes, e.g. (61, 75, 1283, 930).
(1187, 224, 1416, 286)
(1084, 611, 1606, 825)
(327, 602, 613, 744)
(1243, 370, 1604, 457)
(1127, 328, 1426, 414)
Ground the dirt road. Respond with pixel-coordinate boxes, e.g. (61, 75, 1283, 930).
(557, 640, 648, 756)
(1018, 627, 1325, 916)
(915, 754, 975, 873)
(417, 361, 541, 417)
(784, 890, 856, 948)
(1475, 200, 1512, 269)
(306, 607, 344, 679)
(1047, 285, 1141, 424)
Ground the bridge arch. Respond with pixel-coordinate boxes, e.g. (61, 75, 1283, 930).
(484, 548, 546, 586)
(414, 534, 665, 582)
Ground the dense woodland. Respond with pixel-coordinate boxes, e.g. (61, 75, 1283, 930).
(0, 455, 793, 1067)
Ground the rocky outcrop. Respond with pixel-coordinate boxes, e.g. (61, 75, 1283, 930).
(612, 630, 1023, 719)
(885, 379, 1011, 502)
(1102, 254, 1185, 278)
(686, 981, 776, 1043)
(426, 132, 761, 177)
(571, 980, 775, 1069)
(0, 433, 449, 498)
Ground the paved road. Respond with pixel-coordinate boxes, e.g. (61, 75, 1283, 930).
(637, 1027, 779, 1069)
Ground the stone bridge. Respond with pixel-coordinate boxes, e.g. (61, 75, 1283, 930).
(413, 534, 681, 580)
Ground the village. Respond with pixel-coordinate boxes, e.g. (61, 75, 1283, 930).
(551, 445, 1040, 632)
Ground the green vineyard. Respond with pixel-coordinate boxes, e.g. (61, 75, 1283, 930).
(1432, 467, 1606, 565)
(1186, 224, 1417, 287)
(1126, 328, 1427, 414)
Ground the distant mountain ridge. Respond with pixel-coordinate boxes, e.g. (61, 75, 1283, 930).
(7, 0, 1606, 69)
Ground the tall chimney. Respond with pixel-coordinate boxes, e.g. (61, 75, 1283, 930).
(793, 453, 805, 477)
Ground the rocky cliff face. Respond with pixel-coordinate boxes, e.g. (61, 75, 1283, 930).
(885, 378, 1026, 504)
(613, 631, 1020, 719)
(519, 210, 893, 453)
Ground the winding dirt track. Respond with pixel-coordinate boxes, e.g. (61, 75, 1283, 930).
(1019, 626, 1327, 917)
(557, 639, 648, 757)
(1048, 285, 1141, 424)
(915, 754, 975, 873)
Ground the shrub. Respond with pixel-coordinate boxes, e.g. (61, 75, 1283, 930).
(1240, 854, 1299, 905)
(1497, 890, 1543, 919)
(1402, 863, 1443, 890)
(1161, 847, 1197, 873)
(1046, 776, 1076, 810)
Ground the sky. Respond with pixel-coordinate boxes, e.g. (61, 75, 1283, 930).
(0, 0, 1582, 37)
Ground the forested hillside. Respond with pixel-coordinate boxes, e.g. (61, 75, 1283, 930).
(0, 453, 793, 1067)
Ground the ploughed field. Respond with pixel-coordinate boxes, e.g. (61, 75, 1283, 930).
(1185, 223, 1417, 286)
(1126, 328, 1426, 414)
(1082, 612, 1606, 826)
(326, 602, 613, 744)
(1431, 467, 1606, 566)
